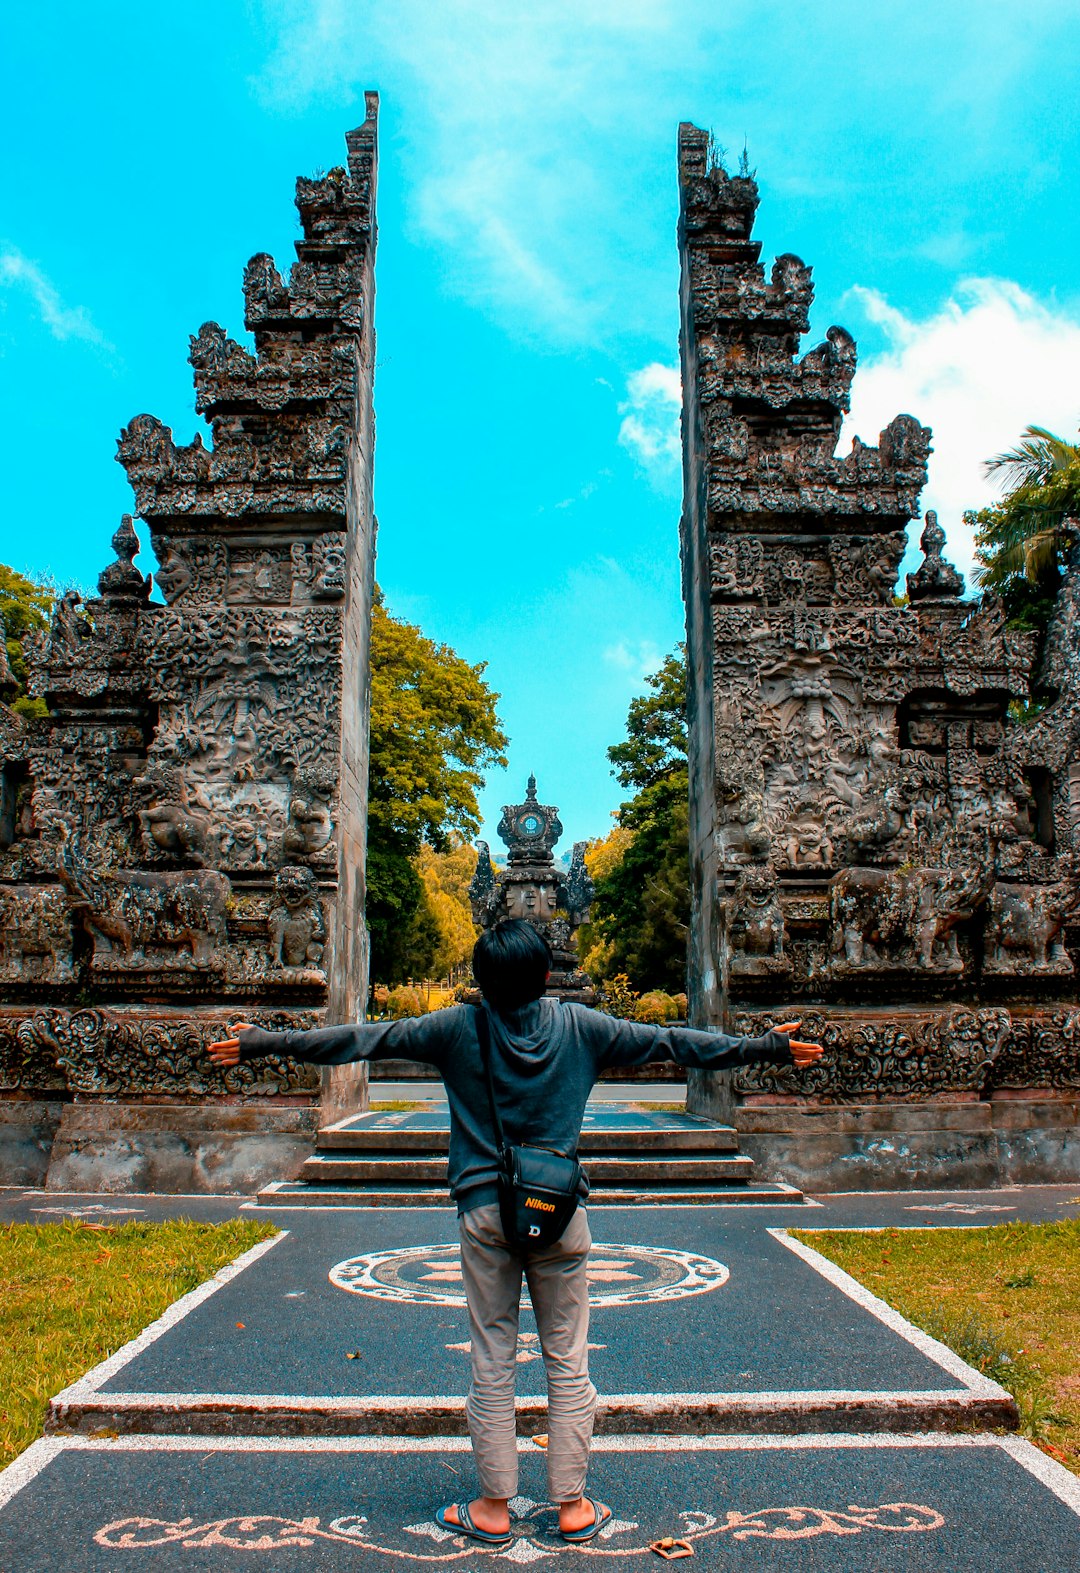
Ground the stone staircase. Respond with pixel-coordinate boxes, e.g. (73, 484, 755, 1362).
(257, 1103, 803, 1206)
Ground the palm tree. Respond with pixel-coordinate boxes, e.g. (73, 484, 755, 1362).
(972, 425, 1080, 594)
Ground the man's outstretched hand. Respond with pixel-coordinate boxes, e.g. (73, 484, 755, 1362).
(776, 1021, 824, 1068)
(207, 1024, 256, 1069)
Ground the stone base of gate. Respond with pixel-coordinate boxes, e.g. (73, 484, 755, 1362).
(733, 1096, 1080, 1192)
(38, 1101, 322, 1195)
(0, 1100, 65, 1187)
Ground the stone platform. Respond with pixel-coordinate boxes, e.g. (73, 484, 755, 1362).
(734, 1096, 1080, 1192)
(260, 1103, 803, 1207)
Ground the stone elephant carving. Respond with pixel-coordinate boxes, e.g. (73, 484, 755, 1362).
(829, 862, 994, 973)
(54, 825, 229, 968)
(984, 881, 1079, 975)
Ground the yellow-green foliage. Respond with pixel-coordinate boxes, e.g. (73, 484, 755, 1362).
(386, 985, 428, 1018)
(596, 974, 638, 1018)
(0, 1219, 277, 1468)
(793, 1220, 1080, 1475)
(633, 990, 680, 1024)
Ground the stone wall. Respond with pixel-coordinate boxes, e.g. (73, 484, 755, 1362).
(0, 99, 380, 1191)
(676, 122, 1080, 1185)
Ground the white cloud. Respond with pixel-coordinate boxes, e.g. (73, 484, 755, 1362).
(841, 278, 1080, 582)
(255, 0, 713, 344)
(0, 246, 111, 348)
(618, 362, 681, 479)
(603, 637, 663, 684)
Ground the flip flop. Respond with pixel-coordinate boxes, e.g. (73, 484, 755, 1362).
(436, 1502, 514, 1547)
(560, 1499, 612, 1543)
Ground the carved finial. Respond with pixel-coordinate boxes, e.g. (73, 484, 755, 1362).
(98, 514, 151, 603)
(906, 511, 964, 601)
(526, 774, 538, 802)
(113, 514, 139, 566)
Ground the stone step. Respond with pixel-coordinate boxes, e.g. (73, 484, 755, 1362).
(256, 1178, 804, 1206)
(298, 1153, 757, 1184)
(318, 1106, 739, 1151)
(316, 1125, 741, 1154)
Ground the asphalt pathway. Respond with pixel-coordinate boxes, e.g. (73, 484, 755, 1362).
(2, 1184, 1079, 1567)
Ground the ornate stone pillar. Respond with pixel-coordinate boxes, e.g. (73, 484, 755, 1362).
(469, 776, 595, 1002)
(677, 123, 1080, 1183)
(0, 99, 379, 1190)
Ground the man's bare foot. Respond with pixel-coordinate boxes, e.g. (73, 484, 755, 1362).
(443, 1497, 511, 1535)
(559, 1497, 599, 1534)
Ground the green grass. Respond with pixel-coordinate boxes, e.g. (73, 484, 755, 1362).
(0, 1218, 277, 1468)
(792, 1220, 1080, 1473)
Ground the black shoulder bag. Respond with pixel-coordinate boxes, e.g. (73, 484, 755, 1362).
(473, 1006, 587, 1249)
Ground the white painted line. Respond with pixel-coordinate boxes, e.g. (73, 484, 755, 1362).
(997, 1435, 1080, 1516)
(16, 1433, 1076, 1527)
(246, 1199, 815, 1213)
(0, 1438, 64, 1512)
(15, 1190, 247, 1201)
(2, 1432, 1015, 1460)
(53, 1231, 287, 1402)
(770, 1228, 1012, 1399)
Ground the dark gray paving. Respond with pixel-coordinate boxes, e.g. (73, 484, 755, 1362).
(90, 1209, 963, 1399)
(1, 1438, 1077, 1570)
(4, 1182, 1078, 1229)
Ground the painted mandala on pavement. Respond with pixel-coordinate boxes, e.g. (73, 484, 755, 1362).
(327, 1243, 730, 1307)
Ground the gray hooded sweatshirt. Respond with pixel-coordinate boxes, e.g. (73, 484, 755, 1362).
(238, 1002, 791, 1215)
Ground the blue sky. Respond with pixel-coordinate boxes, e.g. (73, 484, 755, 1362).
(2, 2, 1079, 849)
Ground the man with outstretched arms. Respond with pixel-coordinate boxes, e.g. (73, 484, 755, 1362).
(210, 919, 823, 1547)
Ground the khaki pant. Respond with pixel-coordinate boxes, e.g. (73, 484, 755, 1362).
(457, 1202, 597, 1503)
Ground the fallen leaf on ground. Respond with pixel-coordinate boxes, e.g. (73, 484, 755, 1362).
(346, 1351, 363, 1360)
(235, 1322, 245, 1330)
(532, 1434, 548, 1448)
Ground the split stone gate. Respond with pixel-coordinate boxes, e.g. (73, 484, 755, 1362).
(0, 102, 1077, 1191)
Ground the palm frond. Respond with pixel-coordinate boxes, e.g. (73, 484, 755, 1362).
(984, 426, 1079, 493)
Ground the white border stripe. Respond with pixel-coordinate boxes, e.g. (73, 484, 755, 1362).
(52, 1231, 286, 1402)
(997, 1435, 1080, 1515)
(770, 1228, 1011, 1398)
(2, 1434, 1078, 1522)
(0, 1439, 64, 1513)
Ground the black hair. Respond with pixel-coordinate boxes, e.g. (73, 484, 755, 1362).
(472, 920, 552, 1011)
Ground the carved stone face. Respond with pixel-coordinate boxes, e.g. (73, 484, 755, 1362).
(313, 539, 346, 597)
(155, 550, 192, 602)
(275, 866, 317, 910)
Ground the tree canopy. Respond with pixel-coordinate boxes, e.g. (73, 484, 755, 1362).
(583, 646, 690, 994)
(970, 424, 1080, 647)
(366, 590, 507, 983)
(0, 564, 54, 719)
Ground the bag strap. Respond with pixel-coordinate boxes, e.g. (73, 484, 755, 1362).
(473, 1005, 509, 1160)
